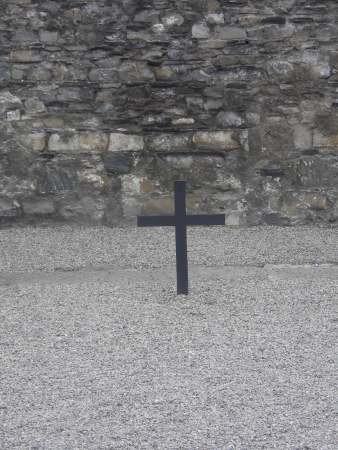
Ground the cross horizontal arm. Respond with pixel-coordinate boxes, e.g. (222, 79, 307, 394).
(137, 215, 176, 227)
(186, 214, 225, 226)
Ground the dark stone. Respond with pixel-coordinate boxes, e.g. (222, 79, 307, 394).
(0, 64, 11, 83)
(5, 149, 35, 178)
(290, 17, 314, 24)
(260, 167, 285, 177)
(302, 149, 319, 156)
(0, 198, 21, 221)
(261, 17, 286, 25)
(263, 213, 289, 226)
(36, 168, 78, 194)
(103, 152, 134, 175)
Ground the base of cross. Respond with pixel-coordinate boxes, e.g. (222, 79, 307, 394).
(137, 181, 225, 295)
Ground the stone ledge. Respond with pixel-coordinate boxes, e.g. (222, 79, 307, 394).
(145, 131, 241, 152)
(192, 131, 240, 150)
(48, 132, 109, 153)
(108, 133, 144, 152)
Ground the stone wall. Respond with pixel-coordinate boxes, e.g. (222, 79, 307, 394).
(1, 0, 338, 226)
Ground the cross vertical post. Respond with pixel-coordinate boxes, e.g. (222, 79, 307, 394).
(174, 181, 188, 295)
(137, 180, 225, 295)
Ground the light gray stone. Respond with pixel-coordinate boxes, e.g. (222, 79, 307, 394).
(217, 27, 247, 40)
(0, 91, 22, 115)
(206, 13, 224, 24)
(22, 199, 55, 215)
(118, 62, 154, 83)
(58, 196, 106, 223)
(25, 97, 46, 114)
(39, 30, 58, 44)
(294, 125, 313, 150)
(49, 132, 109, 153)
(162, 14, 184, 27)
(88, 68, 120, 83)
(267, 60, 294, 79)
(20, 133, 47, 152)
(193, 131, 239, 150)
(13, 31, 39, 43)
(109, 133, 144, 152)
(147, 133, 191, 152)
(192, 23, 210, 39)
(313, 130, 338, 148)
(6, 110, 21, 121)
(29, 67, 52, 82)
(10, 50, 42, 63)
(217, 111, 244, 128)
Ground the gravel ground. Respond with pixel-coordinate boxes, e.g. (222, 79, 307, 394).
(1, 225, 338, 272)
(0, 226, 337, 449)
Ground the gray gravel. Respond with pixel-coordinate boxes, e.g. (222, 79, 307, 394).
(1, 225, 338, 273)
(0, 226, 338, 449)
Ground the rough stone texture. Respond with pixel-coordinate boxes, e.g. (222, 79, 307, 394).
(109, 133, 144, 152)
(1, 0, 338, 226)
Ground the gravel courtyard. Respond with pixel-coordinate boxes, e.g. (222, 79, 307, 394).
(0, 226, 337, 449)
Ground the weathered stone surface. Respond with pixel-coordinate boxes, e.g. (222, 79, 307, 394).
(192, 132, 239, 151)
(22, 199, 55, 215)
(88, 68, 120, 84)
(281, 192, 330, 218)
(49, 132, 108, 153)
(118, 62, 154, 83)
(39, 30, 58, 44)
(225, 211, 243, 227)
(25, 98, 46, 114)
(141, 197, 175, 215)
(192, 23, 210, 39)
(0, 64, 11, 82)
(109, 134, 144, 152)
(0, 91, 22, 115)
(1, 0, 338, 226)
(121, 175, 143, 196)
(6, 110, 21, 121)
(134, 10, 159, 23)
(206, 13, 224, 24)
(0, 198, 20, 220)
(172, 117, 195, 126)
(29, 67, 53, 82)
(290, 157, 338, 188)
(313, 131, 338, 148)
(36, 167, 77, 194)
(147, 134, 192, 152)
(294, 125, 312, 151)
(13, 31, 38, 44)
(57, 88, 91, 103)
(266, 60, 295, 81)
(216, 112, 244, 128)
(216, 27, 246, 40)
(260, 118, 295, 157)
(10, 50, 42, 63)
(153, 66, 174, 81)
(162, 14, 184, 27)
(20, 133, 47, 152)
(103, 152, 134, 175)
(57, 196, 106, 224)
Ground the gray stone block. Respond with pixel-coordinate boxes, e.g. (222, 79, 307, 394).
(22, 199, 55, 215)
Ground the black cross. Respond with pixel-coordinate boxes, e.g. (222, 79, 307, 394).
(137, 181, 225, 295)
